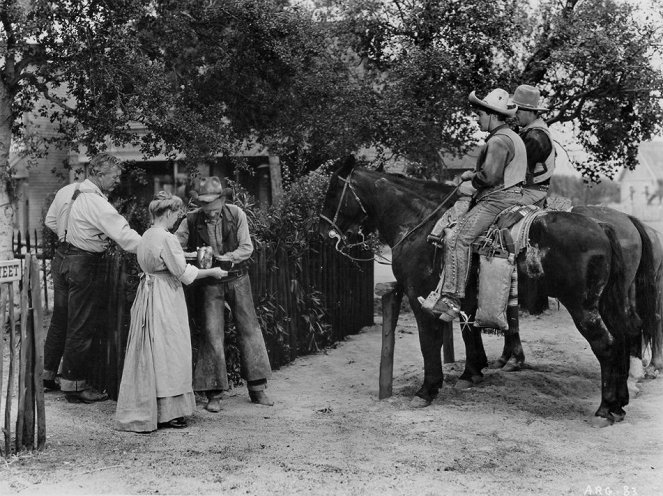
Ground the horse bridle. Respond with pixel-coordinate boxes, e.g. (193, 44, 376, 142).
(319, 169, 369, 246)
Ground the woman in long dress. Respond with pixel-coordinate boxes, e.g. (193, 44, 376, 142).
(115, 192, 227, 432)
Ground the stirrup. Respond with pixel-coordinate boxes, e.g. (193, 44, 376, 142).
(427, 234, 444, 247)
(417, 291, 441, 314)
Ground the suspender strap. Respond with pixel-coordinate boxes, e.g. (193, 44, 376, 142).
(63, 184, 81, 243)
(63, 184, 101, 243)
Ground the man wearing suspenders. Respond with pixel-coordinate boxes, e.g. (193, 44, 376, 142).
(420, 89, 529, 322)
(43, 153, 141, 403)
(511, 84, 556, 206)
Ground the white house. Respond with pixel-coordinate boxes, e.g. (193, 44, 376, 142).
(617, 141, 663, 207)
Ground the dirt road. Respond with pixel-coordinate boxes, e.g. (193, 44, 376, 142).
(2, 303, 662, 496)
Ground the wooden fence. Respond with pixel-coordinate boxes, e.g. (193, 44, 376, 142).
(89, 241, 375, 400)
(12, 230, 52, 312)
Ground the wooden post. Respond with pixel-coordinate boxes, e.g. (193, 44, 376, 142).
(0, 288, 5, 456)
(16, 254, 31, 451)
(442, 322, 455, 364)
(4, 283, 16, 456)
(22, 308, 35, 449)
(30, 256, 46, 450)
(378, 282, 403, 400)
(268, 156, 283, 206)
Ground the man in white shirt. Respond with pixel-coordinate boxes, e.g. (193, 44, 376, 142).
(43, 152, 141, 403)
(176, 176, 273, 412)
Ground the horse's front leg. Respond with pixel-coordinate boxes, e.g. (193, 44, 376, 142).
(411, 308, 445, 407)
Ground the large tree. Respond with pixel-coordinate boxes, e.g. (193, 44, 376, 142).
(314, 0, 663, 179)
(0, 0, 160, 258)
(0, 0, 352, 258)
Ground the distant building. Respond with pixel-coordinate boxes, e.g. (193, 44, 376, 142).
(617, 141, 663, 207)
(10, 119, 283, 234)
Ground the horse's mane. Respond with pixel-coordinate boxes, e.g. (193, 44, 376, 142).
(374, 170, 458, 204)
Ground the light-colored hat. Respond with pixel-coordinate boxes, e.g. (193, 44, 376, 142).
(511, 84, 548, 112)
(193, 176, 226, 203)
(469, 88, 517, 117)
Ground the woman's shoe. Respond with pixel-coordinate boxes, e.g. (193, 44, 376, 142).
(158, 417, 187, 429)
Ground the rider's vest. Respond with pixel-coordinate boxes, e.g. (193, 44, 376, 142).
(185, 204, 250, 271)
(521, 118, 555, 185)
(475, 126, 527, 201)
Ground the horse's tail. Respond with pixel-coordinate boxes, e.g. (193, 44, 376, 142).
(598, 223, 630, 337)
(627, 215, 657, 354)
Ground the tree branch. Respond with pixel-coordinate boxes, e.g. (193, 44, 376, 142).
(21, 73, 76, 113)
(521, 0, 579, 84)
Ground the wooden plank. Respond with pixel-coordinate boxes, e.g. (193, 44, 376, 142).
(16, 256, 31, 451)
(23, 309, 35, 449)
(4, 283, 16, 456)
(30, 257, 46, 450)
(0, 287, 5, 457)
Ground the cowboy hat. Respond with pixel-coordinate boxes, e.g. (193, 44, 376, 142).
(511, 84, 548, 112)
(469, 88, 517, 117)
(192, 176, 226, 203)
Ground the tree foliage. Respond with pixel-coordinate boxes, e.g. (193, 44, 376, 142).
(2, 0, 662, 185)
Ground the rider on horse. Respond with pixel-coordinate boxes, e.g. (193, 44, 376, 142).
(511, 84, 556, 207)
(421, 88, 532, 322)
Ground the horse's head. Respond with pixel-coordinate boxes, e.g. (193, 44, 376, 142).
(319, 156, 370, 244)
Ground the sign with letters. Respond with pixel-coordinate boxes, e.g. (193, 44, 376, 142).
(0, 259, 22, 283)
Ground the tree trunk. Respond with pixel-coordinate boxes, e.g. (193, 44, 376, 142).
(0, 83, 15, 261)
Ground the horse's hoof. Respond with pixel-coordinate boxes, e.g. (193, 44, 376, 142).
(589, 416, 614, 428)
(489, 358, 507, 370)
(454, 379, 474, 390)
(410, 396, 431, 408)
(501, 359, 522, 373)
(644, 366, 660, 379)
(609, 410, 626, 423)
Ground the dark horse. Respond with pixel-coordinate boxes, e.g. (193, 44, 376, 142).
(495, 205, 662, 376)
(320, 158, 649, 422)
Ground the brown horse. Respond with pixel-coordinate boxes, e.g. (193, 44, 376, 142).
(320, 158, 647, 422)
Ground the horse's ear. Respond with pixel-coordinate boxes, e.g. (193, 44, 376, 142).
(374, 177, 389, 189)
(336, 155, 357, 178)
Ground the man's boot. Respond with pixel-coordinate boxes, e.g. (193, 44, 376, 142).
(249, 390, 274, 406)
(206, 392, 223, 412)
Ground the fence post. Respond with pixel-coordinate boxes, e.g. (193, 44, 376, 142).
(4, 283, 16, 456)
(30, 255, 46, 450)
(0, 288, 5, 457)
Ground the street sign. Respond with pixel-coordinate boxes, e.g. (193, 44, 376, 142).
(0, 259, 22, 283)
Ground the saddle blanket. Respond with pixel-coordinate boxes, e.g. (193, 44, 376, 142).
(495, 205, 547, 255)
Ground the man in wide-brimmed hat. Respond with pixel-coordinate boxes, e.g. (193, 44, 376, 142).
(176, 176, 273, 411)
(419, 88, 529, 322)
(511, 84, 556, 206)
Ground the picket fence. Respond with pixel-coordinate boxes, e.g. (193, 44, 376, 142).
(88, 242, 375, 400)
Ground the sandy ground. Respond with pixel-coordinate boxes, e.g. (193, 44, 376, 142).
(1, 301, 662, 496)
